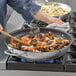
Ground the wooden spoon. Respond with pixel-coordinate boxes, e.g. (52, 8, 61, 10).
(0, 30, 27, 45)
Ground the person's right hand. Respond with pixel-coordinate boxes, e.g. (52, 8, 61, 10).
(0, 24, 3, 31)
(34, 10, 64, 25)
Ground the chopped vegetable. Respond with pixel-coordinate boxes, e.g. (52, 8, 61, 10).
(8, 32, 71, 53)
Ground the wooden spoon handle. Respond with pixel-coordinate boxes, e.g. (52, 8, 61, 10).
(0, 30, 26, 45)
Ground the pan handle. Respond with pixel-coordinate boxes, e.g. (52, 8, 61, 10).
(4, 49, 19, 56)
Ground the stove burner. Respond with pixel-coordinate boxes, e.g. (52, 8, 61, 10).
(24, 17, 68, 29)
(7, 56, 63, 71)
(24, 20, 48, 28)
(21, 59, 54, 63)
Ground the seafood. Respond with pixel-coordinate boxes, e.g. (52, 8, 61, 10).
(8, 32, 71, 52)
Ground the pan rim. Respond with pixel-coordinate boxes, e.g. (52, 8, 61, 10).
(34, 1, 72, 17)
(4, 27, 73, 54)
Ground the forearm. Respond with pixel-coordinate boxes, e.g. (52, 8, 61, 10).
(7, 0, 64, 24)
(34, 10, 53, 24)
(7, 0, 41, 22)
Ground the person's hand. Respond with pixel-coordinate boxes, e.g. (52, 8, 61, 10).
(34, 10, 64, 25)
(47, 16, 64, 25)
(0, 24, 3, 31)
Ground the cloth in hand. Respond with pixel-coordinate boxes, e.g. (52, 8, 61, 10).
(46, 22, 70, 32)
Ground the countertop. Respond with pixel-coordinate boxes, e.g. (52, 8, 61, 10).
(0, 70, 76, 76)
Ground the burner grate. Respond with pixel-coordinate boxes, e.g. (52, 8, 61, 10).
(7, 56, 63, 71)
(65, 46, 76, 72)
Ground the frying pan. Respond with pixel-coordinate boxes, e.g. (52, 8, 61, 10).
(34, 1, 71, 19)
(4, 28, 73, 61)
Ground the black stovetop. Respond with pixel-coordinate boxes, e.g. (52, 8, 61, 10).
(7, 54, 64, 71)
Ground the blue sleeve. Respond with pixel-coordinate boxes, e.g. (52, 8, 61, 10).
(7, 0, 41, 23)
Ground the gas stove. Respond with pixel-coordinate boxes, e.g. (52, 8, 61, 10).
(0, 12, 76, 72)
(5, 12, 76, 72)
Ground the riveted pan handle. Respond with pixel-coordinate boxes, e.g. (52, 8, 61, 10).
(4, 49, 19, 56)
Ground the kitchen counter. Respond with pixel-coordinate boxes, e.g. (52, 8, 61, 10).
(0, 71, 76, 76)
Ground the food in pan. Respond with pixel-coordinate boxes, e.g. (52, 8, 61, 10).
(8, 32, 71, 53)
(38, 3, 68, 16)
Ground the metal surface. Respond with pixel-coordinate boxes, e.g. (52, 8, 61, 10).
(4, 28, 73, 61)
(1, 71, 76, 76)
(0, 35, 8, 70)
(65, 45, 76, 72)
